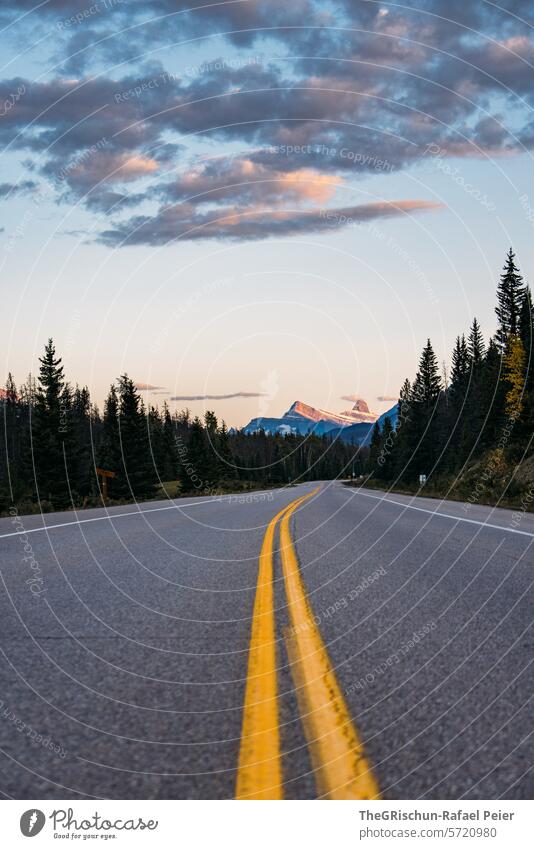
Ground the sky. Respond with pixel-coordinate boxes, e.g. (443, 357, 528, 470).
(1, 0, 534, 427)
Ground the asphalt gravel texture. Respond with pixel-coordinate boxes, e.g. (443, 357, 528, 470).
(0, 482, 532, 799)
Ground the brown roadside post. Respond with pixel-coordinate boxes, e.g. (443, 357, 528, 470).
(95, 467, 116, 504)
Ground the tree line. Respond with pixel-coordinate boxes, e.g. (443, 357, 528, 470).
(1, 350, 362, 513)
(367, 249, 533, 495)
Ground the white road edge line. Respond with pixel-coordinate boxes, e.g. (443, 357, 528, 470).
(347, 487, 534, 539)
(0, 488, 291, 540)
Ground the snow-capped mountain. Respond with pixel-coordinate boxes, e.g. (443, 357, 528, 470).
(242, 398, 397, 442)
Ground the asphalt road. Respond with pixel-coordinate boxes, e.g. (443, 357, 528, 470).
(0, 482, 532, 800)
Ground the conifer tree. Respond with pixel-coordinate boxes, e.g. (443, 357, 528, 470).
(117, 375, 157, 499)
(70, 385, 93, 499)
(161, 402, 178, 480)
(467, 318, 485, 365)
(478, 339, 505, 450)
(181, 416, 210, 492)
(412, 339, 442, 409)
(375, 416, 393, 480)
(368, 421, 383, 472)
(518, 289, 534, 436)
(217, 420, 237, 480)
(495, 249, 525, 348)
(33, 339, 71, 507)
(99, 384, 123, 498)
(459, 319, 487, 462)
(409, 340, 442, 479)
(449, 335, 470, 410)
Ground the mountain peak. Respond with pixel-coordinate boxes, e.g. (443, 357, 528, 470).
(284, 398, 378, 426)
(351, 398, 370, 414)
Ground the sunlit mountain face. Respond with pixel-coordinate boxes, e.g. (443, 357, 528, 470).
(242, 397, 398, 442)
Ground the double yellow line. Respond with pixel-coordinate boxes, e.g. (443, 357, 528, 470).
(235, 487, 380, 800)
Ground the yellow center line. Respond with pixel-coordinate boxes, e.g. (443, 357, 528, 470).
(280, 492, 381, 800)
(235, 489, 316, 800)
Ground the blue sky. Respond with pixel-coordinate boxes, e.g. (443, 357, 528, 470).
(1, 1, 534, 425)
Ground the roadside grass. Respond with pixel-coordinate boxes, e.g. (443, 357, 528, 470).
(2, 479, 295, 518)
(344, 452, 534, 513)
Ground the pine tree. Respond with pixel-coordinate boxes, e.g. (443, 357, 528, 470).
(147, 405, 166, 483)
(368, 421, 383, 473)
(375, 416, 394, 480)
(388, 378, 412, 480)
(467, 318, 485, 365)
(495, 248, 525, 349)
(458, 319, 487, 464)
(408, 340, 443, 479)
(1, 374, 20, 506)
(412, 339, 442, 409)
(518, 288, 534, 438)
(117, 375, 157, 499)
(519, 289, 533, 383)
(161, 402, 178, 480)
(99, 384, 123, 498)
(70, 385, 93, 500)
(478, 339, 505, 450)
(449, 335, 470, 411)
(33, 339, 71, 507)
(217, 420, 237, 480)
(181, 416, 210, 493)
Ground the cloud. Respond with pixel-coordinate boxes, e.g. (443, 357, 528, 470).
(170, 392, 267, 401)
(153, 158, 342, 207)
(1, 1, 533, 245)
(134, 382, 165, 390)
(377, 395, 398, 402)
(98, 199, 443, 246)
(0, 180, 38, 199)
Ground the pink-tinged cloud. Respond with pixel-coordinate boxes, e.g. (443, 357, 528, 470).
(157, 158, 342, 207)
(377, 395, 398, 402)
(170, 392, 267, 401)
(134, 382, 165, 391)
(100, 198, 444, 246)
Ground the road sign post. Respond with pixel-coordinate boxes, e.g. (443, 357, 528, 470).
(95, 467, 116, 503)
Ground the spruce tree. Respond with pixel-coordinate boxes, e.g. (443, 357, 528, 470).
(495, 248, 525, 348)
(368, 421, 383, 473)
(449, 335, 470, 411)
(217, 420, 237, 481)
(409, 340, 442, 479)
(33, 339, 71, 507)
(71, 385, 93, 500)
(467, 318, 485, 365)
(375, 416, 393, 480)
(162, 402, 178, 480)
(99, 384, 124, 498)
(459, 319, 487, 463)
(117, 375, 157, 499)
(181, 416, 210, 492)
(390, 378, 412, 481)
(413, 339, 442, 409)
(479, 339, 505, 450)
(518, 289, 534, 437)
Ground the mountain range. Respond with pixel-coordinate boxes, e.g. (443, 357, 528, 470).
(242, 398, 398, 444)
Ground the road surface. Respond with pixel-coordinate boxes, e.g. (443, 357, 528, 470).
(0, 482, 532, 799)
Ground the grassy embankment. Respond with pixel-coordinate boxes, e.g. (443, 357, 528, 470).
(345, 451, 534, 514)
